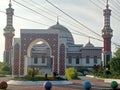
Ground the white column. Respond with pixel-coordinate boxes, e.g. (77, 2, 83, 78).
(24, 55, 28, 76)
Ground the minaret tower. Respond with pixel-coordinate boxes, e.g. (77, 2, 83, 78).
(102, 0, 113, 68)
(3, 0, 15, 64)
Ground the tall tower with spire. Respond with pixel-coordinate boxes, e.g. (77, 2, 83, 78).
(102, 0, 113, 68)
(3, 0, 15, 64)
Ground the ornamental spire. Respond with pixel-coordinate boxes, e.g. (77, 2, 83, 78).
(88, 36, 90, 44)
(9, 0, 12, 8)
(57, 16, 59, 24)
(106, 0, 109, 9)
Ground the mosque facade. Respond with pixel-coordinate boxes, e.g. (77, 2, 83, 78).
(4, 1, 114, 77)
(11, 22, 102, 77)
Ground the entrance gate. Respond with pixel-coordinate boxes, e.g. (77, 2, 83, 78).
(13, 30, 65, 77)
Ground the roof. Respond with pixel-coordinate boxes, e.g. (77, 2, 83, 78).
(85, 41, 94, 47)
(49, 23, 74, 45)
(82, 41, 102, 49)
(49, 23, 69, 33)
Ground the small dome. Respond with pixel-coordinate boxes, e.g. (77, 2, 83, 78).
(49, 23, 74, 45)
(49, 23, 69, 33)
(85, 41, 94, 47)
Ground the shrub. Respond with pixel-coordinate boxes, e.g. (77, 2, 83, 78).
(27, 68, 39, 81)
(66, 67, 78, 80)
(27, 68, 39, 76)
(0, 63, 12, 75)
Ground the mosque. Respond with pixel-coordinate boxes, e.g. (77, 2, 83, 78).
(3, 0, 112, 77)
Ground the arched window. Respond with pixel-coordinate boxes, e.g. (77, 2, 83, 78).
(94, 56, 97, 64)
(76, 56, 79, 64)
(86, 56, 90, 64)
(34, 57, 38, 64)
(42, 56, 45, 63)
(68, 56, 72, 64)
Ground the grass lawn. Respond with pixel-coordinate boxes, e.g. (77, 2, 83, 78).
(0, 74, 5, 77)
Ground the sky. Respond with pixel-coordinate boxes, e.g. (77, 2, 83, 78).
(0, 0, 120, 62)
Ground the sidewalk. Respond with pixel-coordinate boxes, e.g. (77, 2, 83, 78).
(7, 80, 72, 85)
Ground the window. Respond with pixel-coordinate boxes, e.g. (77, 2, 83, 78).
(42, 56, 45, 63)
(86, 56, 90, 64)
(76, 56, 79, 64)
(68, 56, 72, 64)
(34, 57, 38, 64)
(94, 56, 97, 64)
(5, 51, 9, 63)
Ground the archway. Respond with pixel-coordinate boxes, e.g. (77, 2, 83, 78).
(24, 38, 53, 75)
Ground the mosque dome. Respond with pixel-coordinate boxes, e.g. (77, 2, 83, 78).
(49, 23, 74, 45)
(85, 41, 94, 47)
(49, 23, 69, 32)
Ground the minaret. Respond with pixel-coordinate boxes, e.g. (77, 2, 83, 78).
(102, 0, 113, 68)
(3, 0, 15, 64)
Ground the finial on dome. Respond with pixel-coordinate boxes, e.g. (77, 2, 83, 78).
(106, 0, 109, 9)
(57, 16, 59, 24)
(9, 0, 12, 8)
(88, 36, 90, 44)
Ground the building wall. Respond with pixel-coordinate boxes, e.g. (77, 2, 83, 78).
(66, 58, 101, 67)
(28, 57, 48, 66)
(20, 32, 59, 76)
(81, 58, 101, 67)
(12, 30, 102, 77)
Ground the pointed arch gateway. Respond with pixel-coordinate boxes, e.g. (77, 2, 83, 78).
(24, 38, 52, 75)
(13, 30, 59, 77)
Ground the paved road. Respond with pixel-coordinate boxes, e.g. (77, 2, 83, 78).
(0, 76, 120, 90)
(0, 76, 12, 82)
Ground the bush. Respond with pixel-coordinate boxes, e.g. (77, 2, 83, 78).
(14, 74, 66, 81)
(0, 63, 12, 75)
(0, 74, 5, 77)
(27, 68, 39, 76)
(66, 67, 78, 80)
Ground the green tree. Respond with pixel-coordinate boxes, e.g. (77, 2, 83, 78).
(110, 57, 120, 75)
(0, 62, 5, 70)
(2, 65, 12, 72)
(114, 48, 120, 58)
(0, 62, 12, 75)
(110, 48, 120, 75)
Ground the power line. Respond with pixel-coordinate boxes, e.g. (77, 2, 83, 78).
(12, 0, 56, 23)
(0, 10, 49, 27)
(0, 10, 102, 43)
(110, 0, 120, 12)
(12, 2, 103, 41)
(90, 0, 102, 9)
(1, 0, 101, 42)
(22, 0, 57, 18)
(13, 0, 120, 47)
(3, 0, 120, 46)
(90, 0, 120, 21)
(45, 0, 102, 37)
(30, 0, 58, 17)
(29, 0, 89, 34)
(21, 0, 100, 41)
(90, 0, 120, 47)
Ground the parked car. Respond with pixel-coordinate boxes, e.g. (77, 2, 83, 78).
(77, 72, 84, 76)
